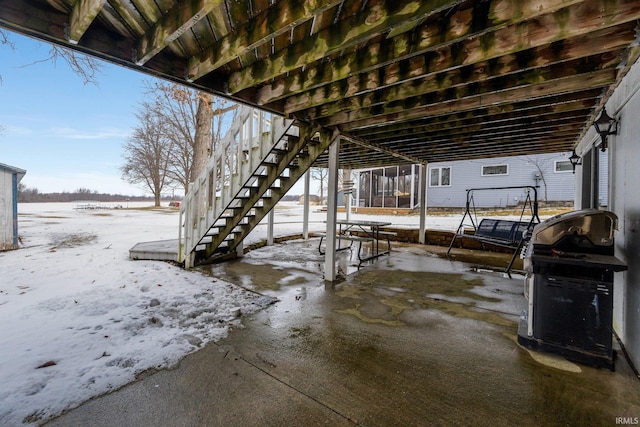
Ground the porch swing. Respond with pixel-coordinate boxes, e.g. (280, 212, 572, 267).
(446, 186, 541, 276)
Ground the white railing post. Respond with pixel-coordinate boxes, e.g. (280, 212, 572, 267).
(179, 104, 295, 264)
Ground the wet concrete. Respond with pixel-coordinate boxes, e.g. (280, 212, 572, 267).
(47, 240, 640, 426)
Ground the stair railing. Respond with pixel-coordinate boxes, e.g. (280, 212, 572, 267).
(179, 105, 294, 266)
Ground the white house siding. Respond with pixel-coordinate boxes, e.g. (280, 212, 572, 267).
(576, 57, 640, 370)
(426, 153, 578, 208)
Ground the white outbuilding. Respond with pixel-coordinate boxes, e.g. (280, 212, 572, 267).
(0, 163, 26, 251)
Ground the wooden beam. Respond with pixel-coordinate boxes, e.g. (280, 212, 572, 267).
(0, 0, 68, 39)
(413, 144, 575, 163)
(284, 24, 634, 114)
(257, 0, 584, 106)
(362, 108, 590, 142)
(380, 125, 585, 154)
(373, 115, 588, 146)
(226, 0, 465, 94)
(332, 69, 615, 129)
(0, 0, 229, 97)
(135, 0, 224, 65)
(101, 1, 147, 37)
(187, 0, 343, 81)
(339, 134, 424, 165)
(304, 53, 620, 121)
(400, 134, 578, 157)
(352, 89, 601, 138)
(317, 133, 576, 166)
(67, 0, 106, 44)
(408, 134, 578, 155)
(573, 44, 640, 145)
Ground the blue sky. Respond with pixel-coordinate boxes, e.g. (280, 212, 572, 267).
(0, 31, 161, 196)
(0, 30, 313, 198)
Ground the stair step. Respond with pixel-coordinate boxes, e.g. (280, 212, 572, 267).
(220, 212, 256, 219)
(184, 116, 323, 264)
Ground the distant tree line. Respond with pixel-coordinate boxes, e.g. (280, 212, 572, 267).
(17, 184, 179, 203)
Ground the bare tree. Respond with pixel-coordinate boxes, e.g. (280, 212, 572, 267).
(1, 28, 102, 85)
(1, 29, 14, 85)
(193, 93, 213, 179)
(44, 45, 102, 86)
(120, 106, 174, 206)
(0, 29, 12, 48)
(525, 156, 550, 201)
(311, 167, 328, 204)
(146, 83, 199, 194)
(144, 82, 236, 194)
(2, 29, 102, 134)
(311, 168, 349, 204)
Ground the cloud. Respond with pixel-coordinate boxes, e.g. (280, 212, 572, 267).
(2, 124, 35, 136)
(49, 126, 130, 140)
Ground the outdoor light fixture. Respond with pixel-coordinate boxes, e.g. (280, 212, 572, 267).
(569, 150, 582, 174)
(593, 108, 618, 152)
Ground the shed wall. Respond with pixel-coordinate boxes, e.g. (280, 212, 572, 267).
(0, 169, 16, 250)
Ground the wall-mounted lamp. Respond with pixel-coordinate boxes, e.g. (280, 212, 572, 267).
(593, 108, 618, 152)
(569, 150, 582, 174)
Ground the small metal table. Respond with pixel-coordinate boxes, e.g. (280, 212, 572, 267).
(336, 219, 392, 262)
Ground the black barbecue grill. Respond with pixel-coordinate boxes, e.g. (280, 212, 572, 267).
(517, 209, 627, 369)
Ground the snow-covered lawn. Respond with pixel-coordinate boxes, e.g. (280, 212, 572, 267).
(0, 202, 278, 426)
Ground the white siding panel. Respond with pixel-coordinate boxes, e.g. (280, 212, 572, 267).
(426, 153, 575, 208)
(0, 169, 14, 250)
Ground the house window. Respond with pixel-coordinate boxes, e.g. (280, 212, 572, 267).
(482, 164, 508, 176)
(430, 166, 451, 187)
(555, 160, 573, 173)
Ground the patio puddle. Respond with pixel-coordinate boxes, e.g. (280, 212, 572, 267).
(207, 259, 317, 291)
(335, 271, 515, 328)
(351, 270, 500, 303)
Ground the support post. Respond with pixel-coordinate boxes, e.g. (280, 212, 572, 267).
(324, 133, 340, 282)
(303, 170, 310, 240)
(419, 163, 427, 244)
(344, 169, 352, 222)
(267, 208, 275, 246)
(410, 165, 416, 208)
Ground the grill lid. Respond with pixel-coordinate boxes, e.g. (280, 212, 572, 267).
(531, 209, 617, 247)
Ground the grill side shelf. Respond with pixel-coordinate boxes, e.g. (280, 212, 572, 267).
(530, 253, 628, 271)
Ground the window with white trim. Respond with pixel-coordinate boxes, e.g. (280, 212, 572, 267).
(482, 164, 508, 176)
(554, 160, 573, 173)
(429, 166, 451, 187)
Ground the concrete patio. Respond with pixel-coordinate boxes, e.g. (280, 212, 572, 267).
(46, 240, 640, 426)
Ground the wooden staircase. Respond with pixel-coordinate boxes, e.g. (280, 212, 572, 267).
(178, 106, 328, 268)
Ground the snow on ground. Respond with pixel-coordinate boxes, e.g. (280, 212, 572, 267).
(0, 201, 519, 425)
(0, 202, 279, 426)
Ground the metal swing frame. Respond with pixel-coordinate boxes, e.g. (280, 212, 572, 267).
(446, 186, 541, 277)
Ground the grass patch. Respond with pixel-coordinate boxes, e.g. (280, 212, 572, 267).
(422, 206, 572, 217)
